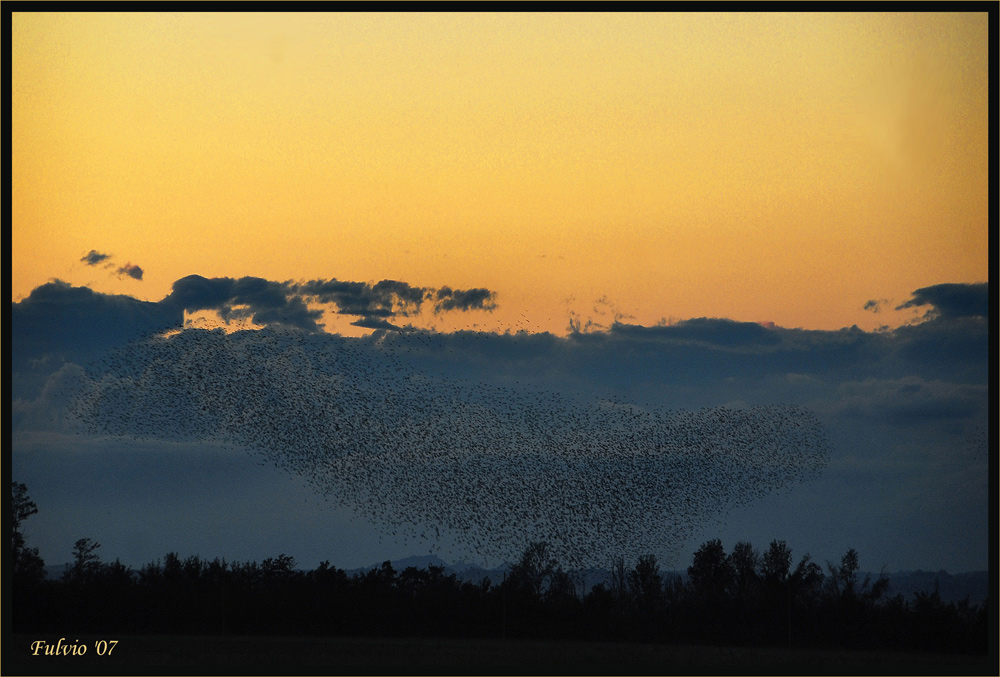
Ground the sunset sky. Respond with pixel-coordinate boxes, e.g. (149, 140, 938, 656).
(13, 12, 988, 334)
(11, 12, 990, 575)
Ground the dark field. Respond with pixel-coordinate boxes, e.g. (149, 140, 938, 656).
(7, 634, 993, 673)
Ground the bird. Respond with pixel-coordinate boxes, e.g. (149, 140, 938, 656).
(69, 321, 830, 570)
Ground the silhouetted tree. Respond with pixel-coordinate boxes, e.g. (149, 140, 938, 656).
(826, 547, 860, 599)
(628, 554, 663, 614)
(65, 538, 102, 583)
(545, 566, 580, 635)
(309, 559, 348, 587)
(609, 556, 630, 604)
(11, 531, 988, 654)
(12, 482, 38, 556)
(261, 553, 297, 581)
(546, 567, 578, 603)
(686, 539, 737, 642)
(761, 539, 794, 619)
(762, 539, 792, 586)
(11, 482, 45, 584)
(826, 547, 888, 608)
(688, 538, 734, 602)
(397, 565, 430, 598)
(508, 541, 557, 599)
(361, 560, 397, 589)
(789, 552, 825, 603)
(730, 541, 760, 603)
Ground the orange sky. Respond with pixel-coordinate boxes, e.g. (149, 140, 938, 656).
(12, 12, 989, 335)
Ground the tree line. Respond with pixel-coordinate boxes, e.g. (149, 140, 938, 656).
(11, 482, 989, 654)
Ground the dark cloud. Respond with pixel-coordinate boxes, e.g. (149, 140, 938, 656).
(117, 263, 144, 280)
(165, 275, 237, 310)
(299, 279, 376, 312)
(81, 250, 145, 280)
(896, 282, 988, 320)
(434, 286, 497, 313)
(81, 250, 111, 266)
(160, 275, 498, 332)
(608, 318, 783, 349)
(297, 278, 428, 318)
(863, 299, 887, 313)
(11, 280, 182, 397)
(229, 277, 294, 312)
(372, 279, 427, 307)
(351, 316, 403, 331)
(166, 275, 323, 332)
(890, 315, 988, 382)
(248, 295, 323, 331)
(834, 378, 986, 428)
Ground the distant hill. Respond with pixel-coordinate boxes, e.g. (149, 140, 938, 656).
(883, 570, 989, 605)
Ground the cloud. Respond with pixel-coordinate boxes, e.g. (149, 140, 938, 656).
(297, 278, 427, 318)
(165, 275, 323, 332)
(833, 377, 987, 428)
(609, 317, 783, 349)
(11, 362, 89, 432)
(895, 282, 988, 320)
(247, 294, 323, 331)
(116, 263, 144, 280)
(165, 275, 239, 310)
(351, 316, 403, 331)
(12, 280, 181, 360)
(164, 275, 500, 330)
(80, 250, 111, 266)
(80, 249, 146, 280)
(889, 313, 988, 383)
(433, 286, 497, 313)
(10, 280, 182, 399)
(373, 279, 427, 308)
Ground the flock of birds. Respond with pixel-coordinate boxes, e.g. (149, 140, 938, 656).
(69, 323, 830, 568)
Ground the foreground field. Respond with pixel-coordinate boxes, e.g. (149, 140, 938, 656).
(8, 634, 992, 673)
